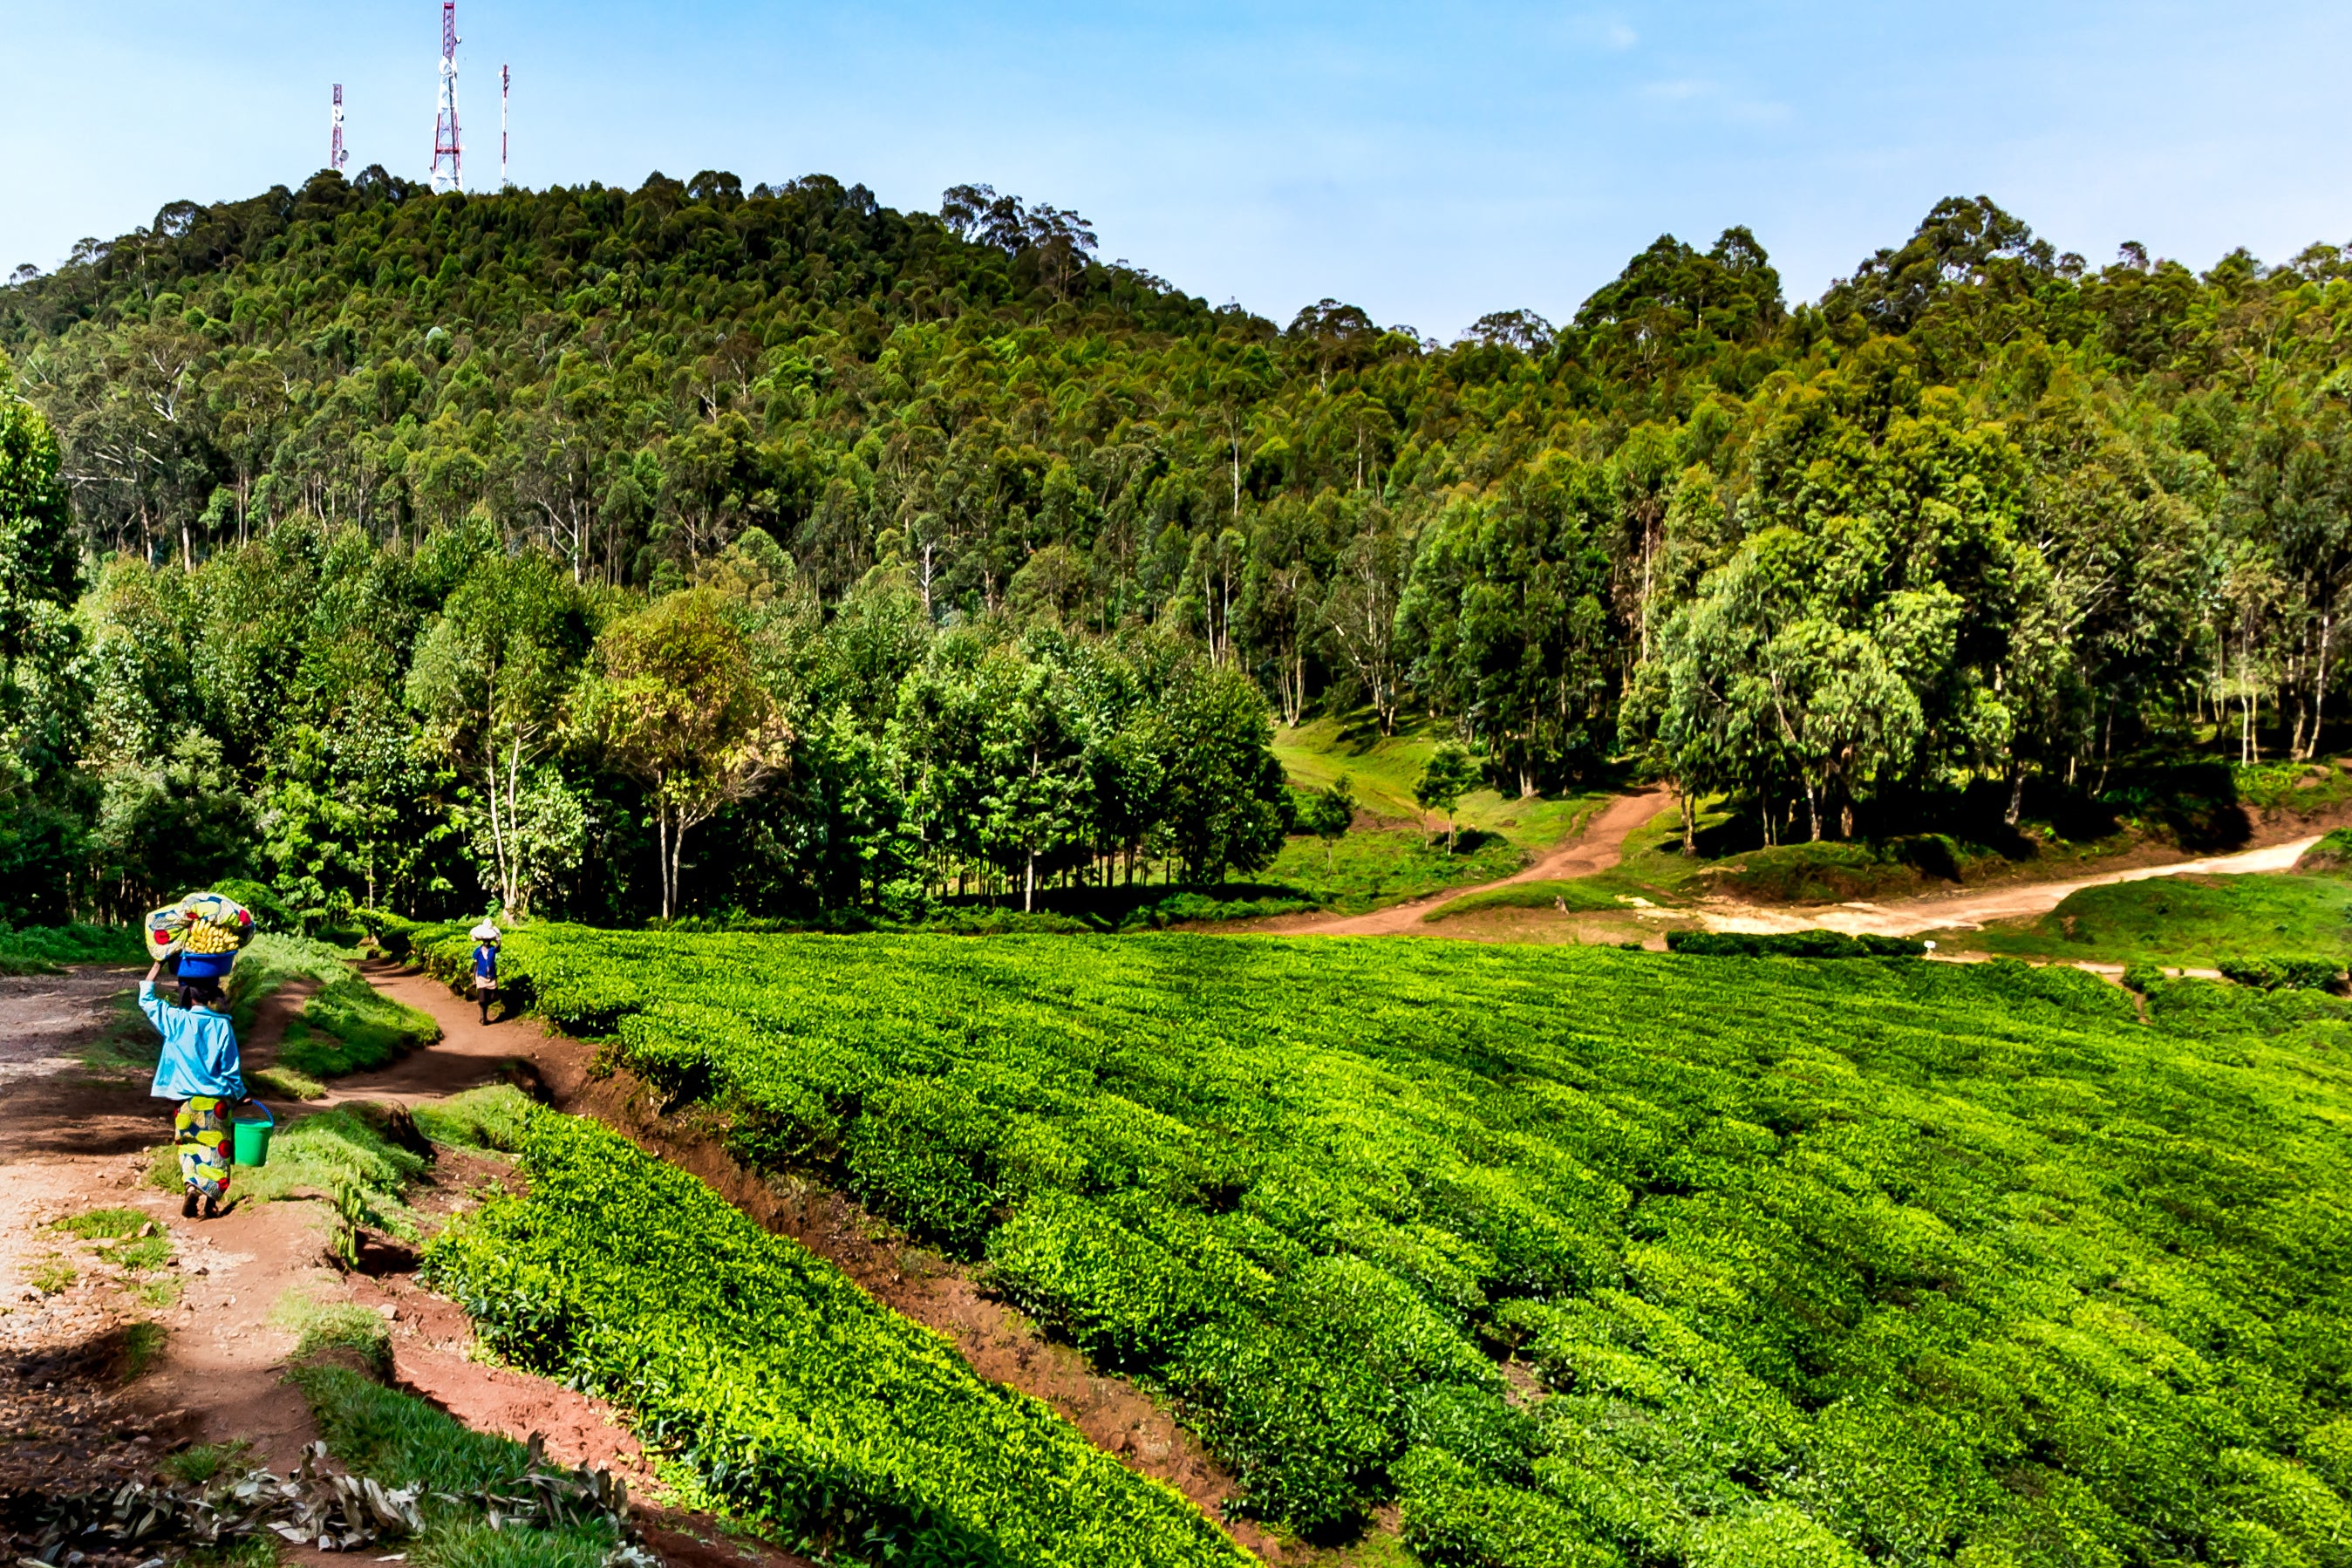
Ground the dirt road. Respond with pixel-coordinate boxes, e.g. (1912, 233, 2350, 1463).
(1694, 833, 2328, 938)
(0, 966, 805, 1568)
(1280, 787, 1676, 936)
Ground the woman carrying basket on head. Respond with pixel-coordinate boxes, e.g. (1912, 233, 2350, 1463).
(141, 958, 246, 1220)
(470, 921, 501, 1025)
(142, 890, 256, 1219)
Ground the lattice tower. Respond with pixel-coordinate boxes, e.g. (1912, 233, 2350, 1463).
(431, 2, 462, 192)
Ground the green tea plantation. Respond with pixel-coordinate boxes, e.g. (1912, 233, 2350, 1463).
(421, 1110, 1251, 1568)
(413, 924, 2352, 1568)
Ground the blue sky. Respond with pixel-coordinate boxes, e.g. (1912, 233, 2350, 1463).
(4, 2, 2347, 338)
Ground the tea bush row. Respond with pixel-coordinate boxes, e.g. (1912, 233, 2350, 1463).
(1663, 928, 1925, 958)
(412, 924, 2352, 1566)
(421, 1108, 1253, 1568)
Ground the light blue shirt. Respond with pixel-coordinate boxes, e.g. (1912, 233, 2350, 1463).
(141, 983, 246, 1101)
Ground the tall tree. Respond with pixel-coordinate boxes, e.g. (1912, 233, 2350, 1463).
(406, 551, 592, 916)
(575, 588, 791, 918)
(1414, 742, 1478, 852)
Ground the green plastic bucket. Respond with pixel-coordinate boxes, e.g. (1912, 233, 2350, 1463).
(232, 1101, 275, 1168)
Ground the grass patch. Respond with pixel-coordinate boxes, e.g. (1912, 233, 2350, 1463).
(1960, 872, 2352, 967)
(294, 1359, 577, 1493)
(413, 1520, 618, 1568)
(121, 1320, 167, 1379)
(250, 1064, 328, 1101)
(186, 1539, 280, 1568)
(52, 1206, 151, 1239)
(227, 931, 345, 1033)
(111, 1232, 173, 1270)
(412, 1084, 536, 1153)
(2234, 757, 2352, 815)
(239, 1110, 426, 1238)
(290, 1361, 619, 1568)
(1423, 876, 1667, 921)
(2301, 825, 2352, 870)
(132, 1275, 182, 1308)
(1271, 712, 1610, 849)
(279, 974, 440, 1076)
(1251, 824, 1531, 916)
(232, 933, 440, 1079)
(30, 1257, 75, 1293)
(0, 922, 146, 976)
(1680, 836, 2005, 903)
(1607, 793, 2178, 909)
(160, 1439, 255, 1486)
(147, 1105, 427, 1239)
(272, 1287, 392, 1374)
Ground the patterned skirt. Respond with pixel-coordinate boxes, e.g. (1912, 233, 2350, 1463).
(175, 1096, 233, 1200)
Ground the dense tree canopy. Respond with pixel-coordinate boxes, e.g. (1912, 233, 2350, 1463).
(4, 167, 2351, 919)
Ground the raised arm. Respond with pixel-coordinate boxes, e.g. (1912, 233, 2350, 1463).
(138, 961, 168, 1032)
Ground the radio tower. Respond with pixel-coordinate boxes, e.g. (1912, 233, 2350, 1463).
(330, 85, 347, 174)
(430, 2, 462, 192)
(501, 65, 510, 187)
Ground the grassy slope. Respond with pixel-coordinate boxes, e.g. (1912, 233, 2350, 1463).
(229, 933, 440, 1092)
(1267, 712, 1608, 915)
(1259, 826, 1530, 915)
(1423, 874, 1667, 920)
(1953, 871, 2352, 967)
(1590, 758, 2352, 912)
(1271, 713, 1605, 846)
(421, 921, 2352, 1568)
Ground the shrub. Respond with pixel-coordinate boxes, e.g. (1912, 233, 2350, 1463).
(2219, 954, 2345, 992)
(1665, 929, 1924, 958)
(2297, 826, 2352, 872)
(0, 922, 146, 974)
(211, 876, 295, 932)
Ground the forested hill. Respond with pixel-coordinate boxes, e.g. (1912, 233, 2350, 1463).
(1, 164, 2349, 925)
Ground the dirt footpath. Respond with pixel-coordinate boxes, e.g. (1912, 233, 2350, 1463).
(1272, 787, 1675, 937)
(0, 964, 337, 1514)
(1695, 833, 2325, 938)
(1255, 787, 2333, 948)
(0, 966, 804, 1568)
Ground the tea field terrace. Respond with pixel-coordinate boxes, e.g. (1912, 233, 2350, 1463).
(408, 922, 2352, 1567)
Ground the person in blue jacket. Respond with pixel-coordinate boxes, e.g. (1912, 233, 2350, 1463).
(141, 958, 247, 1219)
(469, 921, 501, 1025)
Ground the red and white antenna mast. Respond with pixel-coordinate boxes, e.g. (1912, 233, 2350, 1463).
(501, 64, 510, 187)
(430, 2, 462, 192)
(330, 85, 347, 174)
